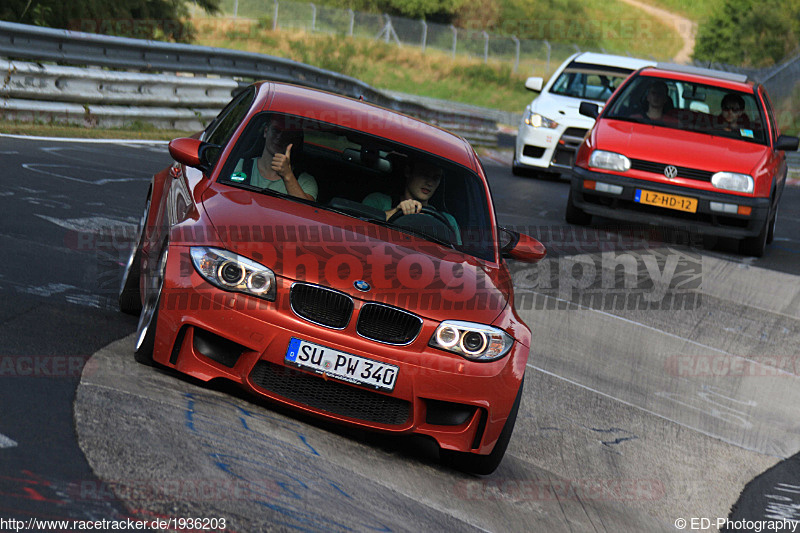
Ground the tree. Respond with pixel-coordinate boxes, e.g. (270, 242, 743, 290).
(0, 0, 221, 43)
(694, 0, 800, 67)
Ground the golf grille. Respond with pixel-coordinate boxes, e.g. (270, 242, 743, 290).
(629, 159, 714, 182)
(249, 361, 411, 425)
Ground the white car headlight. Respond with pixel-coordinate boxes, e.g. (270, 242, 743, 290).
(524, 109, 559, 129)
(429, 321, 514, 361)
(711, 172, 754, 193)
(589, 150, 631, 172)
(190, 247, 276, 300)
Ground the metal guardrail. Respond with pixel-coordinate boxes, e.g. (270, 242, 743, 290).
(0, 20, 497, 144)
(1, 59, 238, 107)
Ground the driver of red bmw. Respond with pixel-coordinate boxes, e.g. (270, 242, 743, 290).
(363, 159, 460, 242)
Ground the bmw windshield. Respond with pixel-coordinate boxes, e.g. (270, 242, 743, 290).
(217, 113, 497, 262)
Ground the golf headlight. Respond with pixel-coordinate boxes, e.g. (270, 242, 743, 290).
(524, 109, 559, 129)
(190, 247, 276, 300)
(429, 321, 514, 361)
(711, 172, 754, 193)
(589, 150, 631, 172)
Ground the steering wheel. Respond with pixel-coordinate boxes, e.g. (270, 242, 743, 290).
(388, 205, 451, 226)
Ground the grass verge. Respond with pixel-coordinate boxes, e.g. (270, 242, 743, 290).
(0, 120, 193, 140)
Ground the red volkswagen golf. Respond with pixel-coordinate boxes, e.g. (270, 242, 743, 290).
(567, 65, 798, 256)
(119, 82, 545, 474)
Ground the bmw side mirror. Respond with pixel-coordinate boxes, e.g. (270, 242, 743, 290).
(499, 227, 546, 263)
(775, 134, 799, 152)
(168, 138, 220, 174)
(579, 101, 600, 119)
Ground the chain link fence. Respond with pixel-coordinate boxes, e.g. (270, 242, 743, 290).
(214, 0, 638, 76)
(210, 0, 799, 134)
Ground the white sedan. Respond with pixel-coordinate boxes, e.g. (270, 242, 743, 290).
(513, 52, 654, 178)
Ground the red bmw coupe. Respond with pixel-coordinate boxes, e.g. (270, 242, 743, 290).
(567, 64, 799, 256)
(119, 82, 545, 474)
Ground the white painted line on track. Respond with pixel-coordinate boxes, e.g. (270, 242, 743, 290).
(0, 133, 168, 144)
(0, 432, 18, 449)
(525, 363, 779, 457)
(515, 287, 732, 355)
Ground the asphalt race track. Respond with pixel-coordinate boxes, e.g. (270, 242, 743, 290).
(1, 134, 799, 532)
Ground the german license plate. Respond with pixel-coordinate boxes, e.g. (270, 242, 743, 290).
(285, 338, 398, 392)
(635, 189, 698, 213)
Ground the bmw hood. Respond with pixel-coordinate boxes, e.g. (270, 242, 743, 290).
(199, 185, 511, 323)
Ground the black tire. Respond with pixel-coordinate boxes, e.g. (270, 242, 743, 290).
(119, 196, 150, 315)
(739, 218, 769, 257)
(440, 379, 524, 476)
(134, 244, 168, 366)
(565, 189, 592, 226)
(511, 149, 525, 176)
(766, 205, 778, 245)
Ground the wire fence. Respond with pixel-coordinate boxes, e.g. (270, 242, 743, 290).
(210, 0, 651, 76)
(205, 0, 800, 133)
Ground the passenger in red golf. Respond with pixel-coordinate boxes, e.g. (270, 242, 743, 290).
(715, 93, 751, 132)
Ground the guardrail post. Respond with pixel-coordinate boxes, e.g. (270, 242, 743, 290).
(544, 40, 551, 74)
(348, 9, 354, 37)
(451, 25, 457, 58)
(233, 0, 239, 18)
(421, 20, 427, 53)
(273, 0, 279, 30)
(512, 36, 520, 73)
(310, 3, 316, 32)
(573, 43, 580, 54)
(482, 31, 489, 63)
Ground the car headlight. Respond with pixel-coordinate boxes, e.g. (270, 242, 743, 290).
(711, 172, 754, 193)
(429, 321, 514, 361)
(190, 247, 276, 300)
(524, 109, 559, 129)
(589, 150, 631, 172)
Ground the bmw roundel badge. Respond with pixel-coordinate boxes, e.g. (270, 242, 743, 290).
(354, 280, 371, 292)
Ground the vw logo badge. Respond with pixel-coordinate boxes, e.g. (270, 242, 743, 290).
(354, 280, 371, 292)
(664, 165, 678, 179)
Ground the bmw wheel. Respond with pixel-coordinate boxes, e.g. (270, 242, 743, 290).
(119, 195, 150, 315)
(134, 242, 168, 365)
(440, 379, 524, 476)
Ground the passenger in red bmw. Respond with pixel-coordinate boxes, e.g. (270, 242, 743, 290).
(233, 119, 318, 201)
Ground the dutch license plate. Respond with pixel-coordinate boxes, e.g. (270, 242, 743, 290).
(635, 189, 698, 213)
(285, 338, 398, 392)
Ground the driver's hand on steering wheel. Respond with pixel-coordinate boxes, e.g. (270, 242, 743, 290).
(388, 199, 422, 219)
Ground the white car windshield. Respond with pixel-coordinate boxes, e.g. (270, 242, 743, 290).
(549, 67, 632, 101)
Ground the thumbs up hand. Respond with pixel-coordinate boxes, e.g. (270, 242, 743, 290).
(271, 144, 293, 179)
